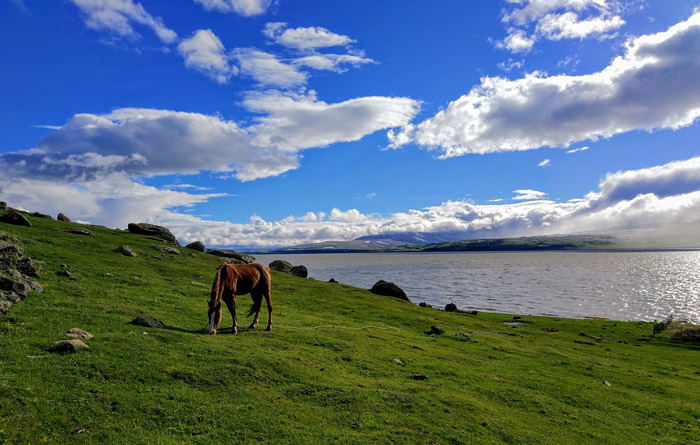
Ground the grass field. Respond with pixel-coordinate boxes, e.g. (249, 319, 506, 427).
(1, 213, 699, 443)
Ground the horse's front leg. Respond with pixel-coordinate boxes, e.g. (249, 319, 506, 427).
(223, 294, 237, 334)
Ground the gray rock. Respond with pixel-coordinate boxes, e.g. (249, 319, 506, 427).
(290, 265, 308, 278)
(130, 315, 164, 328)
(329, 278, 338, 283)
(0, 211, 31, 227)
(418, 302, 433, 308)
(269, 260, 293, 273)
(0, 275, 32, 296)
(0, 300, 12, 314)
(408, 374, 427, 381)
(224, 258, 247, 265)
(57, 213, 71, 222)
(391, 358, 404, 365)
(157, 245, 180, 255)
(65, 328, 93, 340)
(1, 291, 21, 303)
(207, 249, 255, 264)
(62, 228, 94, 236)
(56, 270, 75, 280)
(370, 280, 409, 302)
(185, 241, 205, 252)
(0, 201, 6, 210)
(115, 245, 137, 257)
(127, 223, 179, 245)
(426, 325, 446, 335)
(0, 229, 7, 241)
(49, 339, 89, 353)
(17, 257, 40, 278)
(30, 212, 53, 219)
(445, 303, 458, 312)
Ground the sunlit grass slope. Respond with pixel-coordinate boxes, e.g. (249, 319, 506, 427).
(1, 215, 699, 443)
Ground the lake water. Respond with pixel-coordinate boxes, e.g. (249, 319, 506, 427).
(254, 251, 700, 324)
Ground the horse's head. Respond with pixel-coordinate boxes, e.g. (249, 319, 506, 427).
(207, 301, 222, 335)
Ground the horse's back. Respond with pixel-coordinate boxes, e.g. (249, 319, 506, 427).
(222, 263, 270, 294)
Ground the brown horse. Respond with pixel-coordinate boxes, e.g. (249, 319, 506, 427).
(207, 263, 273, 334)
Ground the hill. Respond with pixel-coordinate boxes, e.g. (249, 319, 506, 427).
(1, 209, 699, 443)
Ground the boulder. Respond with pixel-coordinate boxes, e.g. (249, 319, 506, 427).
(185, 241, 205, 252)
(0, 201, 6, 210)
(115, 245, 137, 257)
(57, 213, 71, 222)
(0, 211, 31, 227)
(269, 260, 293, 274)
(370, 280, 409, 302)
(49, 339, 89, 353)
(157, 245, 180, 255)
(130, 315, 164, 328)
(207, 249, 255, 264)
(444, 303, 458, 312)
(290, 265, 308, 278)
(127, 223, 179, 245)
(425, 325, 446, 335)
(62, 228, 94, 236)
(65, 328, 93, 340)
(329, 278, 338, 283)
(30, 212, 53, 219)
(418, 302, 433, 308)
(0, 275, 32, 297)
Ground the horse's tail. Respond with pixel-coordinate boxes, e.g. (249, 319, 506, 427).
(209, 264, 226, 307)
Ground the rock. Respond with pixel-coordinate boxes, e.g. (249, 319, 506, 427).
(224, 258, 247, 265)
(603, 380, 612, 387)
(0, 229, 7, 241)
(130, 315, 164, 329)
(127, 223, 179, 245)
(0, 211, 31, 227)
(391, 358, 404, 365)
(0, 275, 32, 297)
(56, 270, 75, 279)
(370, 280, 409, 302)
(65, 328, 93, 340)
(62, 228, 94, 236)
(444, 303, 458, 312)
(49, 339, 89, 353)
(1, 291, 21, 303)
(408, 374, 427, 381)
(57, 213, 71, 222)
(418, 302, 433, 308)
(30, 212, 53, 219)
(329, 278, 338, 283)
(269, 260, 293, 273)
(115, 245, 137, 257)
(290, 265, 308, 278)
(156, 245, 180, 255)
(426, 325, 445, 335)
(0, 300, 12, 314)
(454, 333, 472, 338)
(187, 352, 195, 357)
(185, 241, 205, 252)
(17, 257, 40, 278)
(0, 240, 23, 257)
(207, 249, 255, 264)
(0, 201, 6, 210)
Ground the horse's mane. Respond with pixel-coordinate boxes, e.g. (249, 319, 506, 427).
(208, 263, 226, 308)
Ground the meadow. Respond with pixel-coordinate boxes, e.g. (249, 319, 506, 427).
(1, 213, 699, 443)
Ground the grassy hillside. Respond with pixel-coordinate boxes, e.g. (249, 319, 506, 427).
(1, 214, 699, 443)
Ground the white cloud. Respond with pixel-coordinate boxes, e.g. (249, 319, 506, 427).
(194, 0, 272, 16)
(513, 189, 548, 200)
(178, 29, 235, 84)
(566, 146, 589, 153)
(496, 28, 536, 53)
(497, 58, 524, 72)
(292, 53, 375, 73)
(405, 12, 700, 157)
(538, 158, 551, 167)
(245, 90, 421, 152)
(234, 48, 307, 87)
(536, 11, 625, 40)
(263, 22, 354, 50)
(70, 0, 177, 43)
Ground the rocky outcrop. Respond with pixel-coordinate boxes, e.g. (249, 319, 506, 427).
(0, 211, 31, 227)
(185, 241, 205, 252)
(269, 260, 293, 273)
(127, 223, 179, 245)
(207, 249, 255, 264)
(370, 280, 409, 302)
(65, 328, 93, 340)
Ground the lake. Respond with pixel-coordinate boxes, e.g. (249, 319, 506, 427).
(254, 251, 700, 324)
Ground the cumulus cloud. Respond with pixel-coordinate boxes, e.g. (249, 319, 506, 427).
(194, 0, 272, 16)
(70, 0, 177, 43)
(245, 90, 421, 152)
(400, 12, 700, 156)
(178, 29, 235, 84)
(234, 48, 307, 88)
(496, 0, 625, 53)
(263, 22, 354, 50)
(292, 53, 375, 73)
(513, 189, 548, 200)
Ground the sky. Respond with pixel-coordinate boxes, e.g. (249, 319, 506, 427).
(2, 0, 700, 249)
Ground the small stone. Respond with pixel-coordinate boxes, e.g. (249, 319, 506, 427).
(444, 303, 458, 312)
(156, 245, 180, 255)
(49, 339, 89, 353)
(56, 270, 75, 280)
(131, 315, 164, 328)
(115, 245, 137, 257)
(454, 332, 471, 339)
(187, 352, 195, 357)
(426, 325, 446, 335)
(408, 374, 427, 380)
(418, 302, 433, 308)
(65, 328, 93, 340)
(391, 358, 404, 365)
(603, 380, 612, 387)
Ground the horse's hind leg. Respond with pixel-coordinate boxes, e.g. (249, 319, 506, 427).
(223, 292, 237, 334)
(249, 292, 262, 329)
(264, 289, 273, 331)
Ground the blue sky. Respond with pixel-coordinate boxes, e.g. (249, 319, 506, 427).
(2, 0, 700, 248)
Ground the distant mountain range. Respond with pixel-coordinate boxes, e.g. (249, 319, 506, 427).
(249, 233, 625, 254)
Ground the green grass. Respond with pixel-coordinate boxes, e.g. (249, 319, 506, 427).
(1, 214, 699, 443)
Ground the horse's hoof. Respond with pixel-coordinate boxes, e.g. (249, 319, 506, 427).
(248, 324, 256, 329)
(233, 328, 238, 335)
(265, 327, 271, 332)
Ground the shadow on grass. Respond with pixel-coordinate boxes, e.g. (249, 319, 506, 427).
(161, 325, 261, 335)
